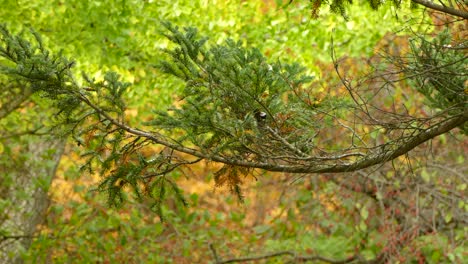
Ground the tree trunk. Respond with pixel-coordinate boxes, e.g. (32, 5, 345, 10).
(0, 136, 65, 264)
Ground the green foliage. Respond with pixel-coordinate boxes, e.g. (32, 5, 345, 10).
(23, 196, 169, 263)
(405, 30, 467, 121)
(1, 1, 466, 263)
(153, 22, 329, 163)
(0, 26, 171, 219)
(290, 0, 404, 19)
(0, 25, 81, 116)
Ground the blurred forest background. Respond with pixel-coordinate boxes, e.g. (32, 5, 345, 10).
(0, 0, 466, 263)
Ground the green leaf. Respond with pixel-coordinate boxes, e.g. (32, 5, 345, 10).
(431, 250, 441, 262)
(421, 169, 431, 183)
(360, 207, 369, 220)
(359, 221, 367, 232)
(253, 225, 270, 235)
(444, 212, 453, 223)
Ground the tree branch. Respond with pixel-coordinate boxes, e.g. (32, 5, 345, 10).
(0, 234, 35, 244)
(0, 86, 32, 119)
(79, 89, 467, 174)
(411, 0, 468, 19)
(209, 247, 367, 264)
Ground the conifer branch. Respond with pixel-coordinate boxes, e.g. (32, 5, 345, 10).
(1, 21, 466, 214)
(77, 89, 467, 173)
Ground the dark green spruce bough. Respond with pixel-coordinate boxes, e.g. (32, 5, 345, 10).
(155, 22, 330, 167)
(405, 30, 468, 133)
(1, 22, 466, 218)
(0, 23, 327, 216)
(153, 22, 337, 199)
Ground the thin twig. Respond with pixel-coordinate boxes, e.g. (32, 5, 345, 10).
(411, 0, 468, 19)
(209, 243, 221, 264)
(209, 246, 366, 264)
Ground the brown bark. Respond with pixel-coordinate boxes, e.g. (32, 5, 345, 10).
(0, 136, 65, 264)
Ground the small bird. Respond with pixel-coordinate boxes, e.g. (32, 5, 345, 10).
(254, 110, 267, 122)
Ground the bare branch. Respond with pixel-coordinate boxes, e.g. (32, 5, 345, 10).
(411, 0, 468, 19)
(209, 246, 368, 264)
(209, 243, 221, 264)
(0, 234, 35, 244)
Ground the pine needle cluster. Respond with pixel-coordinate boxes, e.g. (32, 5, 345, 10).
(1, 19, 465, 217)
(153, 22, 330, 165)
